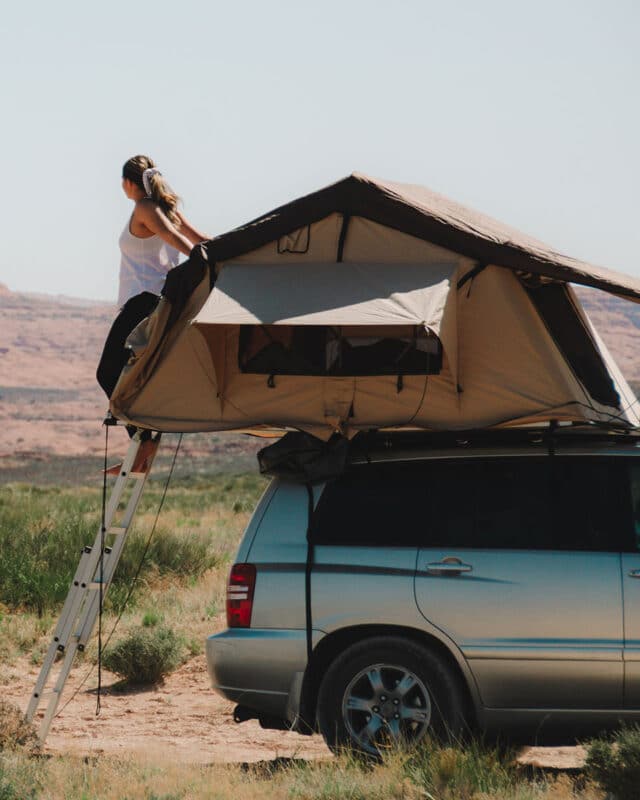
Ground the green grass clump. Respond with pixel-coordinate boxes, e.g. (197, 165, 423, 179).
(0, 765, 39, 800)
(585, 724, 640, 799)
(142, 610, 163, 627)
(0, 743, 601, 800)
(0, 475, 263, 616)
(0, 486, 96, 615)
(405, 738, 525, 799)
(102, 625, 184, 684)
(138, 472, 266, 517)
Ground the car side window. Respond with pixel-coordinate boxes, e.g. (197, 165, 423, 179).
(435, 457, 632, 552)
(310, 462, 433, 546)
(311, 456, 634, 551)
(449, 459, 552, 549)
(549, 458, 632, 552)
(425, 459, 553, 549)
(629, 463, 640, 551)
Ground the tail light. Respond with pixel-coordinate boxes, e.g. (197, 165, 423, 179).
(226, 563, 257, 628)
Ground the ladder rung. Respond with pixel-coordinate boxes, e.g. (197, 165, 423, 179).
(107, 526, 128, 535)
(32, 688, 59, 701)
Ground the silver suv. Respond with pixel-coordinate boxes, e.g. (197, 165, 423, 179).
(206, 429, 640, 754)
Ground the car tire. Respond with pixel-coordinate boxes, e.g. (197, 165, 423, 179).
(317, 636, 466, 756)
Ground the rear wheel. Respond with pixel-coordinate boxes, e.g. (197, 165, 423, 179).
(317, 636, 466, 755)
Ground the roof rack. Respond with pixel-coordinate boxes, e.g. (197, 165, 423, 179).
(350, 422, 640, 455)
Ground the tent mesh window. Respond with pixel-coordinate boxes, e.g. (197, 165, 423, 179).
(238, 324, 442, 377)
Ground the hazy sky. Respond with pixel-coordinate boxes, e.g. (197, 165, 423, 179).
(1, 0, 638, 302)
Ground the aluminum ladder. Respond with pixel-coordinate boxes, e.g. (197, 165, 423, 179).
(26, 430, 160, 742)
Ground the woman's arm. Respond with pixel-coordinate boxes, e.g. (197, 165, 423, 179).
(135, 200, 194, 256)
(176, 211, 210, 244)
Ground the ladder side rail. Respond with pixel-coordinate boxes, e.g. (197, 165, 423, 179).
(117, 477, 149, 529)
(27, 434, 154, 740)
(45, 546, 94, 652)
(26, 637, 72, 722)
(37, 640, 81, 742)
(52, 442, 144, 653)
(26, 546, 96, 721)
(53, 544, 108, 654)
(101, 437, 145, 525)
(75, 471, 154, 648)
(58, 436, 146, 647)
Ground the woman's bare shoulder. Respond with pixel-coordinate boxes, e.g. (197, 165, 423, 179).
(134, 198, 165, 223)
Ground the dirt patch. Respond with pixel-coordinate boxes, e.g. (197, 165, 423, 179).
(5, 656, 331, 764)
(3, 654, 586, 769)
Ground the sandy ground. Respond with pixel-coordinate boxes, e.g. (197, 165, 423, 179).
(3, 654, 586, 770)
(4, 656, 332, 764)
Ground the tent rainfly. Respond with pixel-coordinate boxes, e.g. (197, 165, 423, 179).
(108, 172, 640, 439)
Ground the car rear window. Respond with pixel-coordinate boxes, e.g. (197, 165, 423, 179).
(310, 456, 634, 551)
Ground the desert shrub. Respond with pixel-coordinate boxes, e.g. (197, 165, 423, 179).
(585, 725, 640, 799)
(102, 625, 184, 684)
(0, 701, 40, 756)
(118, 528, 220, 581)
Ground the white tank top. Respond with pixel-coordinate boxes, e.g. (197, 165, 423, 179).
(117, 220, 180, 306)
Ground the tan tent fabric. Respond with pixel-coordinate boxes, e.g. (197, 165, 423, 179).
(195, 262, 453, 330)
(109, 174, 639, 437)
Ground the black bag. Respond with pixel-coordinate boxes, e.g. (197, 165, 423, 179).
(257, 431, 349, 484)
(96, 291, 159, 398)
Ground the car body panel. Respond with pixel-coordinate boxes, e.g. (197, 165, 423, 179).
(622, 553, 640, 707)
(415, 549, 623, 708)
(311, 546, 418, 631)
(206, 628, 312, 717)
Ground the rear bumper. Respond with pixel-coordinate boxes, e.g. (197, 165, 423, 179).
(206, 628, 309, 721)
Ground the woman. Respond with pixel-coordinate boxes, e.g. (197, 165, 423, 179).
(118, 154, 209, 305)
(98, 155, 209, 402)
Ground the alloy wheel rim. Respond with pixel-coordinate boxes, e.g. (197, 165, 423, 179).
(341, 662, 432, 754)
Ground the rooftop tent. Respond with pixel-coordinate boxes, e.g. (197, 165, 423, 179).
(109, 173, 640, 438)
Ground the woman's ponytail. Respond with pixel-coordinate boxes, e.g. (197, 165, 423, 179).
(146, 171, 180, 226)
(122, 154, 181, 226)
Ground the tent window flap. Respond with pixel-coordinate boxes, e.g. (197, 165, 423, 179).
(239, 324, 442, 377)
(193, 261, 455, 329)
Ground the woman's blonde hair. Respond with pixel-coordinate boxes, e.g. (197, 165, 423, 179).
(122, 155, 180, 226)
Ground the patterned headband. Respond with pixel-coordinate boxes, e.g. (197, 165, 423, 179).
(142, 168, 162, 197)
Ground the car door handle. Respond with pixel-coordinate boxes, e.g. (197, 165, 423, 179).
(629, 569, 640, 579)
(425, 558, 473, 576)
